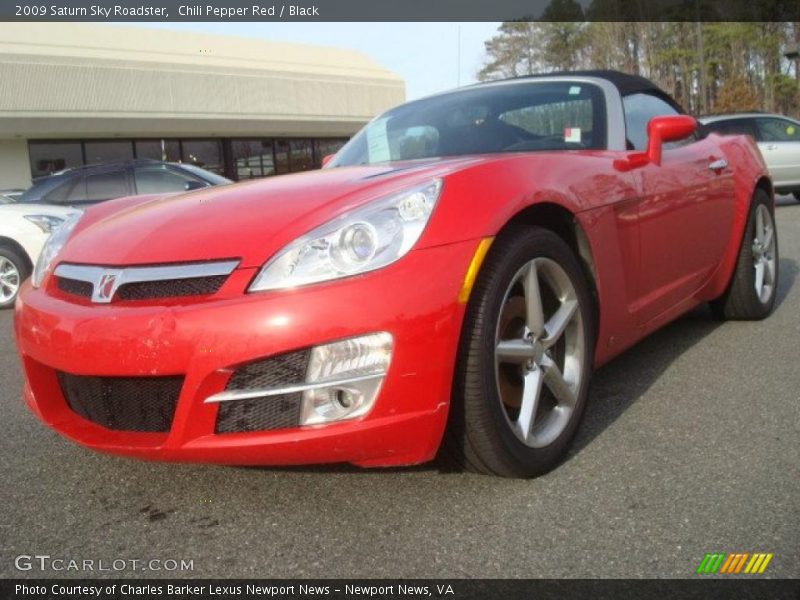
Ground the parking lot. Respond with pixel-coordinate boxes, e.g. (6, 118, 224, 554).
(1, 197, 798, 580)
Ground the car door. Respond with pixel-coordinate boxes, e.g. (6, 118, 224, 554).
(623, 93, 736, 325)
(754, 116, 800, 191)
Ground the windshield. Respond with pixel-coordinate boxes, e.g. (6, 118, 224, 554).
(19, 177, 63, 204)
(330, 81, 606, 167)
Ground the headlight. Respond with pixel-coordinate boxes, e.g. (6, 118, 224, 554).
(249, 179, 443, 291)
(32, 212, 82, 288)
(24, 214, 65, 234)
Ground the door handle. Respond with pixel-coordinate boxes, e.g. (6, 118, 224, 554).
(708, 158, 728, 172)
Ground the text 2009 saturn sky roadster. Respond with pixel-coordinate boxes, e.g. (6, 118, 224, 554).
(14, 71, 777, 477)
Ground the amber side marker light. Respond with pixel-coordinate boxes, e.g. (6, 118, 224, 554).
(458, 237, 494, 304)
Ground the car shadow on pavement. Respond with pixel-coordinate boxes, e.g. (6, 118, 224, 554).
(567, 255, 797, 462)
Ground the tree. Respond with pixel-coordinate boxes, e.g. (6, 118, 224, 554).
(478, 22, 543, 80)
(477, 21, 800, 118)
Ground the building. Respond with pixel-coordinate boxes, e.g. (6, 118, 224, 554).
(0, 23, 405, 189)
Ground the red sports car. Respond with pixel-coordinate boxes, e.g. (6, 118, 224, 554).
(14, 71, 778, 477)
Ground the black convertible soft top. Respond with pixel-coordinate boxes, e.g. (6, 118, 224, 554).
(504, 69, 685, 113)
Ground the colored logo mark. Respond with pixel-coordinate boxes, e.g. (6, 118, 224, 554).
(696, 552, 773, 574)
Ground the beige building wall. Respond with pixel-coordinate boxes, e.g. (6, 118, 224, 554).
(0, 23, 405, 187)
(0, 23, 405, 139)
(0, 140, 32, 189)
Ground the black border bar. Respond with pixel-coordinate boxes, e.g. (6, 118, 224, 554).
(2, 579, 799, 600)
(3, 0, 800, 22)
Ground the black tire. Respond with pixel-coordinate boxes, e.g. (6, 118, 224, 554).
(793, 191, 800, 203)
(710, 189, 778, 320)
(0, 245, 30, 309)
(443, 226, 595, 478)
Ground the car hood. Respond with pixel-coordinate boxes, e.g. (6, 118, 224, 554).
(58, 158, 480, 269)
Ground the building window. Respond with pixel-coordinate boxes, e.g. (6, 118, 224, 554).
(290, 139, 314, 172)
(28, 142, 83, 178)
(135, 139, 180, 162)
(274, 139, 290, 175)
(313, 139, 348, 167)
(83, 141, 134, 165)
(180, 139, 224, 175)
(231, 140, 275, 180)
(28, 136, 350, 183)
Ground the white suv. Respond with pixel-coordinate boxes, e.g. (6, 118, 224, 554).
(0, 203, 79, 308)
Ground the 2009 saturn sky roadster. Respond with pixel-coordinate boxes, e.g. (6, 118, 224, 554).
(15, 71, 777, 477)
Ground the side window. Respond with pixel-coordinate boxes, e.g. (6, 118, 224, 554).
(705, 119, 756, 138)
(756, 118, 799, 142)
(41, 179, 75, 204)
(134, 166, 200, 194)
(85, 170, 128, 203)
(622, 93, 681, 151)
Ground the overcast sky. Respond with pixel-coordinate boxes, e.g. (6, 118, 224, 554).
(122, 22, 501, 100)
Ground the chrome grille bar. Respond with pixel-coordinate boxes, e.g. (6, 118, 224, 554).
(54, 260, 239, 304)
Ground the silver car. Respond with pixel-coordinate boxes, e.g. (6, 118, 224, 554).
(701, 113, 800, 201)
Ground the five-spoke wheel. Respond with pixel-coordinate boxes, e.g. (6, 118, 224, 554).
(711, 189, 778, 320)
(445, 226, 594, 478)
(495, 258, 585, 449)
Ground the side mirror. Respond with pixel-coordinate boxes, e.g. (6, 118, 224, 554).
(645, 115, 697, 165)
(321, 154, 335, 168)
(614, 115, 697, 171)
(184, 180, 207, 191)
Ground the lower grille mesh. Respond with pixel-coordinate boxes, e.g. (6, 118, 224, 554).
(215, 393, 303, 433)
(57, 372, 183, 432)
(226, 350, 310, 390)
(215, 349, 310, 434)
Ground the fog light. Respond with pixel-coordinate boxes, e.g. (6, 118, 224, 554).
(300, 332, 392, 426)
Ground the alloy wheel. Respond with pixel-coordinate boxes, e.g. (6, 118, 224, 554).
(0, 256, 20, 304)
(494, 257, 585, 448)
(751, 204, 776, 304)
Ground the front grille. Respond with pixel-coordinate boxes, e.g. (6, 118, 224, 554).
(56, 277, 93, 299)
(55, 275, 228, 302)
(57, 372, 183, 432)
(215, 349, 310, 434)
(116, 276, 227, 301)
(215, 393, 303, 433)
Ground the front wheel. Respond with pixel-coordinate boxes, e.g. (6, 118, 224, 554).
(444, 226, 595, 478)
(710, 189, 778, 320)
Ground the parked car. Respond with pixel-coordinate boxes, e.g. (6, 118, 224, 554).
(15, 71, 777, 477)
(19, 159, 231, 206)
(701, 112, 800, 201)
(0, 189, 25, 204)
(0, 203, 79, 308)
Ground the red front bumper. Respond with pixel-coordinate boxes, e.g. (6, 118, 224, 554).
(14, 241, 476, 467)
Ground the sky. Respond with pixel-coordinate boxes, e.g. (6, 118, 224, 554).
(121, 22, 501, 100)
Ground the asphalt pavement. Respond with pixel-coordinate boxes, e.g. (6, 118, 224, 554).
(1, 197, 798, 579)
